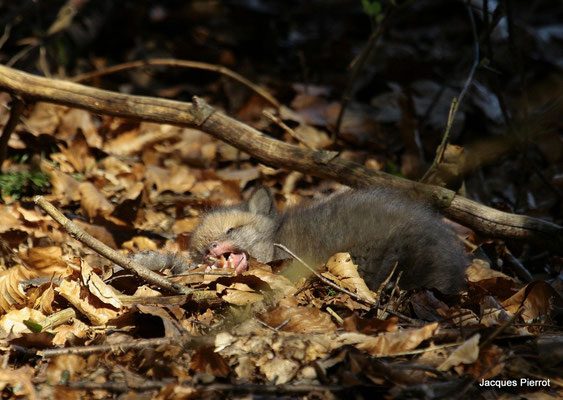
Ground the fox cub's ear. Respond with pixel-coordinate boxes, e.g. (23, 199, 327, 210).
(247, 186, 277, 217)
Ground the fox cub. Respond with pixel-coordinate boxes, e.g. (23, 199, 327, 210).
(188, 187, 468, 294)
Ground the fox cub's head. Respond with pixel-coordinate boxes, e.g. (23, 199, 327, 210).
(189, 187, 279, 272)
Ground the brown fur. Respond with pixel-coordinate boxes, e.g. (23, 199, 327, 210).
(189, 187, 469, 294)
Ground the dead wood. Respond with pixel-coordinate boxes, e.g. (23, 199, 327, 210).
(34, 195, 190, 295)
(39, 335, 214, 358)
(0, 64, 561, 250)
(70, 58, 280, 108)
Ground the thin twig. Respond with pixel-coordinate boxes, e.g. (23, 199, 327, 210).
(38, 335, 214, 358)
(172, 270, 235, 277)
(482, 0, 512, 125)
(0, 23, 11, 50)
(66, 380, 173, 393)
(274, 243, 417, 324)
(0, 96, 24, 172)
(326, 307, 344, 325)
(420, 3, 480, 183)
(117, 291, 221, 306)
(257, 317, 291, 332)
(479, 307, 524, 350)
(375, 262, 398, 307)
(262, 110, 316, 150)
(333, 19, 386, 142)
(33, 196, 190, 295)
(374, 341, 464, 358)
(36, 308, 76, 331)
(71, 58, 280, 109)
(381, 270, 403, 318)
(375, 263, 400, 318)
(501, 248, 533, 283)
(66, 380, 354, 394)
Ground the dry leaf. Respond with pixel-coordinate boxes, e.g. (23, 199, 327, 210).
(501, 281, 563, 322)
(246, 268, 296, 298)
(56, 277, 119, 326)
(0, 206, 20, 233)
(172, 217, 200, 234)
(0, 307, 47, 336)
(0, 366, 38, 399)
(26, 102, 65, 135)
(59, 108, 101, 148)
(425, 144, 466, 187)
(259, 306, 337, 333)
(0, 264, 36, 314)
(122, 236, 158, 252)
(59, 131, 96, 173)
(464, 344, 505, 379)
(145, 165, 196, 194)
(355, 322, 439, 356)
(189, 346, 230, 377)
(16, 206, 42, 223)
(72, 220, 118, 249)
(343, 314, 398, 334)
(42, 166, 82, 206)
(78, 182, 114, 219)
(80, 259, 122, 309)
(31, 285, 57, 315)
(466, 258, 515, 282)
(52, 319, 90, 346)
(22, 246, 67, 277)
(257, 358, 299, 384)
(437, 334, 481, 371)
(410, 290, 450, 321)
(324, 252, 375, 302)
(104, 125, 177, 156)
(218, 282, 264, 306)
(480, 295, 512, 327)
(46, 355, 87, 385)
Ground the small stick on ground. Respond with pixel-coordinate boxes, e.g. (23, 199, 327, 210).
(374, 261, 398, 312)
(374, 341, 464, 358)
(38, 335, 214, 358)
(479, 307, 524, 350)
(33, 196, 190, 295)
(36, 308, 76, 331)
(380, 270, 403, 319)
(257, 317, 291, 332)
(326, 307, 344, 326)
(501, 249, 533, 283)
(172, 270, 235, 277)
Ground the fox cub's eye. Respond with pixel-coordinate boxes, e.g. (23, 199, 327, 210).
(225, 227, 234, 235)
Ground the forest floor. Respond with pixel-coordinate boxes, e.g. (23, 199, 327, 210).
(0, 1, 561, 398)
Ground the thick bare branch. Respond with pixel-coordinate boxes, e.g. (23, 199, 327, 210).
(0, 65, 559, 250)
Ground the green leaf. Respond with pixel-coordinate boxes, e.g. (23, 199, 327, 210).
(0, 172, 51, 199)
(362, 0, 382, 18)
(23, 320, 43, 333)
